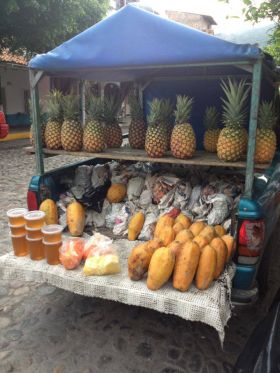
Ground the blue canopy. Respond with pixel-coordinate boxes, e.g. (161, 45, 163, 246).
(29, 5, 262, 81)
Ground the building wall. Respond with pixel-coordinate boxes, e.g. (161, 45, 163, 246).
(166, 11, 212, 33)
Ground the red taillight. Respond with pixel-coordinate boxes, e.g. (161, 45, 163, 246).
(238, 219, 265, 257)
(0, 112, 6, 124)
(27, 190, 38, 211)
(0, 123, 9, 139)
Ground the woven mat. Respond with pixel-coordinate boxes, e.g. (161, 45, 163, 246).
(0, 239, 235, 343)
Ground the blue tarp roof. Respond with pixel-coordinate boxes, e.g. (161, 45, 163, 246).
(29, 5, 262, 81)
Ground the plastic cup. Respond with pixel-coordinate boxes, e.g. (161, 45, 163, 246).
(9, 224, 26, 236)
(26, 237, 45, 260)
(7, 208, 28, 226)
(10, 234, 28, 257)
(41, 225, 63, 243)
(25, 211, 45, 229)
(26, 227, 43, 240)
(43, 240, 62, 265)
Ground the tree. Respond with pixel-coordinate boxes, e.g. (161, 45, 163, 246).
(0, 0, 109, 55)
(221, 0, 280, 64)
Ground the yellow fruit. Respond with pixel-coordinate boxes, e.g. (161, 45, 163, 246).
(199, 226, 216, 243)
(175, 213, 192, 229)
(147, 247, 175, 290)
(214, 225, 226, 237)
(128, 95, 146, 149)
(167, 241, 182, 256)
(193, 235, 208, 250)
(210, 237, 227, 279)
(158, 226, 175, 246)
(127, 242, 150, 280)
(221, 235, 235, 262)
(128, 212, 145, 241)
(173, 222, 184, 235)
(203, 106, 220, 152)
(66, 201, 85, 236)
(189, 221, 205, 236)
(39, 199, 58, 225)
(173, 241, 200, 292)
(195, 245, 217, 290)
(204, 129, 221, 152)
(106, 184, 126, 203)
(175, 229, 194, 244)
(154, 214, 175, 238)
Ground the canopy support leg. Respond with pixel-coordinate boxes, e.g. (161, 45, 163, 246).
(79, 80, 86, 127)
(244, 59, 262, 199)
(29, 70, 44, 175)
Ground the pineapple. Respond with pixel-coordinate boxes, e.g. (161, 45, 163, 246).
(29, 101, 47, 147)
(145, 98, 168, 158)
(61, 94, 83, 151)
(217, 79, 250, 162)
(103, 96, 122, 148)
(254, 101, 277, 163)
(83, 96, 105, 152)
(128, 94, 146, 149)
(45, 90, 63, 150)
(170, 95, 196, 159)
(160, 99, 173, 150)
(203, 106, 220, 152)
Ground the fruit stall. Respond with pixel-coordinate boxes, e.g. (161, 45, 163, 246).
(1, 5, 280, 343)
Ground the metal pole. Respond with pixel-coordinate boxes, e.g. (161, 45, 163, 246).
(79, 80, 86, 127)
(29, 70, 44, 175)
(244, 59, 262, 198)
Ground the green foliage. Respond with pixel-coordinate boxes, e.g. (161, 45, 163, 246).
(258, 101, 277, 129)
(175, 95, 194, 124)
(0, 0, 109, 54)
(62, 95, 80, 121)
(203, 107, 219, 130)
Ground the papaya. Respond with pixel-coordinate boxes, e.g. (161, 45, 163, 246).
(173, 222, 184, 235)
(66, 201, 85, 236)
(158, 225, 175, 246)
(189, 221, 205, 236)
(195, 244, 217, 290)
(147, 247, 175, 290)
(210, 237, 227, 279)
(173, 241, 200, 292)
(167, 240, 182, 256)
(214, 225, 226, 237)
(175, 214, 192, 229)
(106, 183, 126, 203)
(128, 211, 145, 241)
(192, 235, 208, 250)
(154, 214, 175, 238)
(39, 199, 58, 225)
(199, 225, 216, 243)
(221, 235, 236, 262)
(175, 229, 194, 244)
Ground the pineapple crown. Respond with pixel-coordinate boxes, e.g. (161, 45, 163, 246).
(62, 94, 80, 121)
(46, 90, 63, 123)
(103, 95, 121, 125)
(174, 95, 194, 124)
(160, 99, 173, 123)
(87, 96, 104, 122)
(29, 99, 48, 125)
(147, 98, 162, 126)
(203, 106, 219, 130)
(258, 101, 278, 130)
(221, 79, 250, 128)
(128, 94, 144, 120)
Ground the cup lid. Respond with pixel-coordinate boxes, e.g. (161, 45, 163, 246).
(43, 239, 62, 246)
(26, 236, 42, 242)
(9, 223, 25, 228)
(10, 233, 26, 238)
(7, 208, 28, 218)
(25, 211, 45, 221)
(41, 225, 64, 234)
(26, 226, 43, 232)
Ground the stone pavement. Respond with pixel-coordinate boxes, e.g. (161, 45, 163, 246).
(0, 139, 276, 373)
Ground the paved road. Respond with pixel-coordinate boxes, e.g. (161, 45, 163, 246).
(0, 139, 275, 373)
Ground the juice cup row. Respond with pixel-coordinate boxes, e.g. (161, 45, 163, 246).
(7, 208, 45, 228)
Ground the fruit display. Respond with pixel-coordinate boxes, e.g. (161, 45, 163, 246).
(254, 101, 277, 164)
(103, 95, 122, 148)
(171, 95, 196, 159)
(128, 211, 145, 241)
(128, 94, 146, 149)
(203, 106, 220, 152)
(61, 94, 83, 151)
(106, 183, 127, 203)
(217, 79, 250, 162)
(66, 201, 85, 236)
(145, 99, 168, 158)
(44, 90, 64, 150)
(147, 247, 175, 290)
(83, 96, 105, 152)
(160, 99, 173, 150)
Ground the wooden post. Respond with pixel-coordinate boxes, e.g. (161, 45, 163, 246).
(29, 70, 44, 175)
(244, 59, 262, 198)
(79, 80, 86, 127)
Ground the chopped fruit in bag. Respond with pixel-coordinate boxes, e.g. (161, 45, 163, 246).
(83, 233, 113, 259)
(83, 254, 120, 276)
(59, 238, 85, 269)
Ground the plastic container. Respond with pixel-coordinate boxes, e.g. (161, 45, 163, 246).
(25, 211, 45, 229)
(41, 225, 63, 243)
(26, 237, 45, 260)
(7, 208, 28, 225)
(43, 240, 62, 265)
(10, 234, 28, 257)
(9, 224, 26, 236)
(26, 227, 43, 240)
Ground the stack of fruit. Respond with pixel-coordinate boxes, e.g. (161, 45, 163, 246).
(128, 209, 235, 291)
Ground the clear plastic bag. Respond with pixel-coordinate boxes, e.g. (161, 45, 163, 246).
(59, 237, 85, 270)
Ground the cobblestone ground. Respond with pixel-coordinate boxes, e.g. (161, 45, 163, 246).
(0, 140, 277, 373)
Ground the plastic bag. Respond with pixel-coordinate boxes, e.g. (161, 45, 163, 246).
(113, 201, 136, 235)
(127, 177, 145, 201)
(206, 194, 233, 225)
(91, 164, 110, 188)
(138, 189, 152, 209)
(83, 233, 121, 276)
(87, 200, 111, 228)
(152, 175, 180, 204)
(59, 238, 85, 270)
(105, 203, 124, 229)
(138, 205, 159, 240)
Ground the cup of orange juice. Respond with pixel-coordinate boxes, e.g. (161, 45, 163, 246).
(10, 234, 28, 257)
(26, 237, 45, 260)
(7, 208, 28, 226)
(26, 227, 43, 240)
(43, 240, 62, 265)
(9, 224, 26, 236)
(41, 225, 63, 243)
(25, 211, 45, 229)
